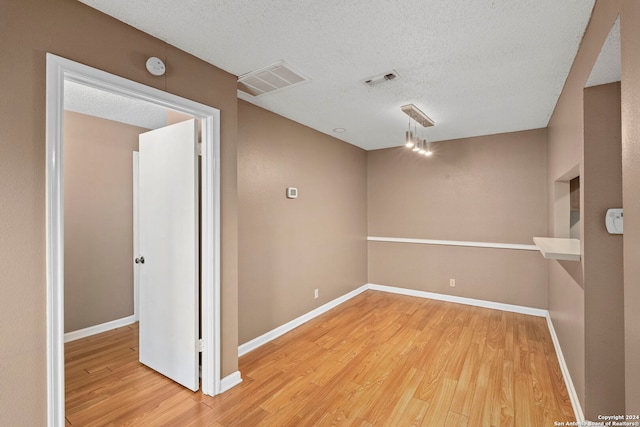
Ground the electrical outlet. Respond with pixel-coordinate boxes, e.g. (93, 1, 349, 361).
(449, 279, 456, 287)
(314, 289, 319, 299)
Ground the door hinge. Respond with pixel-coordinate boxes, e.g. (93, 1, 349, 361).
(198, 338, 204, 352)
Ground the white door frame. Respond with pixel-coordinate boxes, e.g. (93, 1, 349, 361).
(45, 53, 221, 426)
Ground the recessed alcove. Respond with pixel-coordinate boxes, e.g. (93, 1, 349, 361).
(570, 176, 580, 239)
(534, 166, 581, 261)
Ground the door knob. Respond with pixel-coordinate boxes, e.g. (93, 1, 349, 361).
(135, 256, 145, 264)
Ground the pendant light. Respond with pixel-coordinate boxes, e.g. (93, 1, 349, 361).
(412, 128, 420, 152)
(424, 140, 433, 156)
(401, 104, 435, 158)
(404, 118, 414, 148)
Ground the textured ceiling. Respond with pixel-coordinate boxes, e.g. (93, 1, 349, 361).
(65, 80, 169, 129)
(78, 0, 596, 150)
(586, 17, 621, 88)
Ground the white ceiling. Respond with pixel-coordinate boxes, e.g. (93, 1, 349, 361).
(586, 17, 621, 88)
(78, 0, 596, 151)
(64, 80, 170, 129)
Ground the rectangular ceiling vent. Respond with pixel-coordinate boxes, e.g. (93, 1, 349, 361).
(238, 60, 311, 97)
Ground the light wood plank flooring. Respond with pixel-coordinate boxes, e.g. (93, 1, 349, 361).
(65, 290, 575, 426)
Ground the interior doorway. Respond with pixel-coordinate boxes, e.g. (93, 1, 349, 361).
(46, 53, 221, 426)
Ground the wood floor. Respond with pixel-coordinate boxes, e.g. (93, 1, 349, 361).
(65, 290, 575, 426)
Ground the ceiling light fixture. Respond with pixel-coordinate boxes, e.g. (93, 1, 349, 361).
(425, 141, 433, 156)
(401, 104, 434, 157)
(404, 118, 414, 148)
(405, 131, 413, 147)
(424, 140, 433, 156)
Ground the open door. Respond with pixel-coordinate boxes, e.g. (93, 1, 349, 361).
(137, 119, 199, 391)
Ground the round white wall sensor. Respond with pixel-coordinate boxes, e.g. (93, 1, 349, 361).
(145, 57, 166, 76)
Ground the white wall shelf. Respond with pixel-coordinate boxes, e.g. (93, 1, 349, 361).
(533, 237, 581, 261)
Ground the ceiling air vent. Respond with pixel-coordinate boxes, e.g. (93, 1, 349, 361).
(362, 70, 400, 87)
(238, 60, 311, 97)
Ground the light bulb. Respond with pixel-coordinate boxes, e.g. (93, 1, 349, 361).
(418, 139, 426, 154)
(405, 131, 414, 148)
(424, 140, 432, 156)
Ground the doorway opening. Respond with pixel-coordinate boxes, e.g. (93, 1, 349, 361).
(46, 53, 221, 426)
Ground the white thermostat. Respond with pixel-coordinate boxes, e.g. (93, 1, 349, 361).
(286, 187, 298, 199)
(605, 208, 623, 234)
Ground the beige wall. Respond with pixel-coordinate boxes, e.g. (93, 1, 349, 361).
(546, 0, 640, 414)
(0, 0, 238, 423)
(369, 243, 548, 308)
(546, 0, 621, 410)
(367, 129, 548, 308)
(64, 111, 144, 332)
(621, 0, 640, 413)
(368, 130, 548, 243)
(3, 0, 640, 424)
(583, 82, 624, 418)
(237, 100, 368, 344)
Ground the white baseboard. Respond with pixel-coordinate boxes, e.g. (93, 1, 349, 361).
(64, 314, 137, 343)
(219, 371, 242, 393)
(367, 283, 548, 317)
(237, 284, 369, 356)
(545, 313, 584, 422)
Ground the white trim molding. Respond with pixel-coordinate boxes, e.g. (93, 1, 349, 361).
(46, 53, 222, 427)
(545, 313, 585, 422)
(220, 371, 243, 393)
(199, 110, 222, 397)
(64, 315, 137, 343)
(238, 284, 369, 356)
(367, 283, 548, 317)
(368, 236, 538, 251)
(237, 283, 546, 357)
(45, 54, 66, 427)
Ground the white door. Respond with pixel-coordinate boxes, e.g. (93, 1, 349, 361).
(137, 119, 199, 391)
